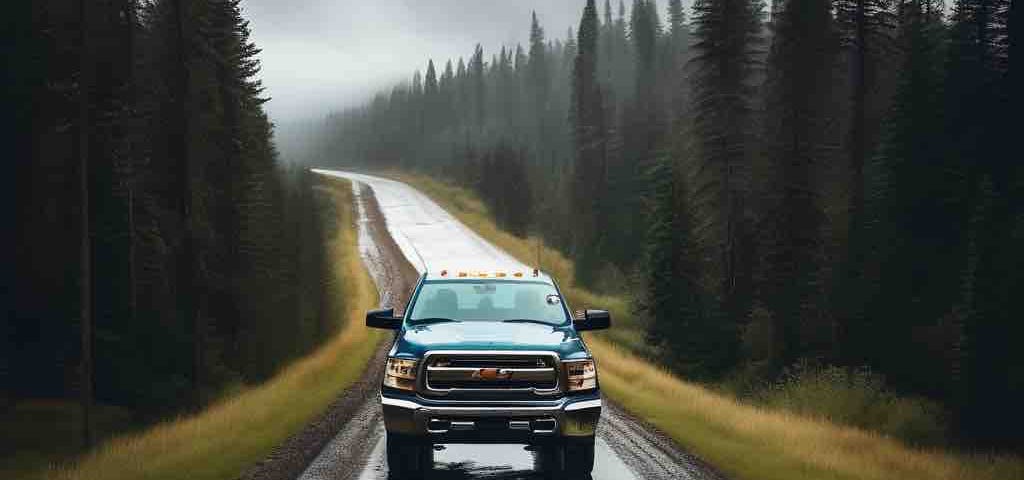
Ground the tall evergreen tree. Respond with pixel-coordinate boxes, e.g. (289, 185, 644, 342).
(425, 59, 439, 96)
(469, 45, 486, 131)
(571, 0, 609, 287)
(867, 0, 960, 396)
(760, 0, 840, 365)
(953, 0, 1024, 447)
(687, 0, 766, 374)
(831, 0, 898, 367)
(528, 12, 550, 146)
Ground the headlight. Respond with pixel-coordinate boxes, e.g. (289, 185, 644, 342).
(565, 359, 597, 392)
(384, 358, 418, 391)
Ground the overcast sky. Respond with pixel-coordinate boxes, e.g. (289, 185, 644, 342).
(242, 0, 592, 122)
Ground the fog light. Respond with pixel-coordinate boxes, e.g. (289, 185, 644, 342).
(427, 419, 450, 432)
(531, 418, 557, 432)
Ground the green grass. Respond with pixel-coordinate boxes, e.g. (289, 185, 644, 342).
(26, 176, 384, 480)
(393, 171, 1024, 480)
(753, 362, 950, 447)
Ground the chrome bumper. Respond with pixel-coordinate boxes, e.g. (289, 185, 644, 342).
(380, 393, 602, 442)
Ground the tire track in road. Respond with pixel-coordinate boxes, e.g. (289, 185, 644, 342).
(301, 172, 724, 480)
(296, 179, 421, 480)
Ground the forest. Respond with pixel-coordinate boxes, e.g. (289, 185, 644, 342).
(6, 0, 336, 448)
(306, 0, 1022, 449)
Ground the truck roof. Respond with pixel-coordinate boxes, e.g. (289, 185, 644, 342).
(424, 267, 553, 283)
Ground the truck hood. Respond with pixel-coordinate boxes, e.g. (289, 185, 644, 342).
(391, 321, 591, 360)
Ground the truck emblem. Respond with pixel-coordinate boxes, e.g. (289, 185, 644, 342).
(473, 368, 512, 381)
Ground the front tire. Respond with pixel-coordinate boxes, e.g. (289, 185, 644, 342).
(386, 433, 432, 478)
(564, 437, 596, 477)
(534, 438, 595, 478)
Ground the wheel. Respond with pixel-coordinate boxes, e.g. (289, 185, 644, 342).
(532, 442, 564, 474)
(563, 437, 595, 477)
(386, 433, 432, 479)
(533, 438, 594, 478)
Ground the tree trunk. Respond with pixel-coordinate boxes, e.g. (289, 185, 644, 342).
(77, 0, 93, 451)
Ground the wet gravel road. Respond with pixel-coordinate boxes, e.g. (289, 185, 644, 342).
(298, 171, 722, 480)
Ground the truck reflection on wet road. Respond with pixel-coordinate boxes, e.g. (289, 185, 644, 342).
(357, 436, 636, 480)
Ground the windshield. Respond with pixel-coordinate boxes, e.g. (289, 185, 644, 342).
(409, 281, 569, 325)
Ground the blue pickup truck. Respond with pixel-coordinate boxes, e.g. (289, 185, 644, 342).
(365, 268, 611, 478)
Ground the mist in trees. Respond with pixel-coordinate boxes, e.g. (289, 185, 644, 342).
(302, 0, 1018, 449)
(8, 0, 337, 442)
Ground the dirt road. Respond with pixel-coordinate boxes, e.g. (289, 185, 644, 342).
(294, 172, 722, 480)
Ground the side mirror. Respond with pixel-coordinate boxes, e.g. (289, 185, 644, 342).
(573, 309, 611, 331)
(366, 308, 402, 330)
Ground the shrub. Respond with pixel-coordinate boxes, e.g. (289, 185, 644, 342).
(755, 360, 949, 447)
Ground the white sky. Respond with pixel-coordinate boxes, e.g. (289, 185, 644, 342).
(242, 0, 592, 122)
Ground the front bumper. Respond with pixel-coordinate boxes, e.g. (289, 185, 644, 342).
(380, 391, 602, 443)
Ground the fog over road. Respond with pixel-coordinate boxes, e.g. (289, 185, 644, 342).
(300, 171, 719, 480)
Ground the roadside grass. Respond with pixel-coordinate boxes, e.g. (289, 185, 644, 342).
(393, 171, 1023, 480)
(752, 362, 950, 447)
(40, 176, 384, 480)
(0, 401, 137, 480)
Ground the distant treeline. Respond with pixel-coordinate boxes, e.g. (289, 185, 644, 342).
(310, 0, 1021, 448)
(6, 0, 335, 424)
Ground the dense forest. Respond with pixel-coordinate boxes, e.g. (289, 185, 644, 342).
(307, 0, 1022, 448)
(5, 0, 335, 446)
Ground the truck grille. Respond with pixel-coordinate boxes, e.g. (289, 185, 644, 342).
(423, 352, 560, 396)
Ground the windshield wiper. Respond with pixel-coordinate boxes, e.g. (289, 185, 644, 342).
(409, 317, 460, 325)
(502, 319, 559, 327)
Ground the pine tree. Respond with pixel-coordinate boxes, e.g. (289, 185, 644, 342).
(760, 0, 840, 365)
(666, 0, 692, 124)
(831, 0, 897, 367)
(688, 0, 766, 373)
(528, 12, 550, 147)
(469, 45, 486, 131)
(608, 0, 664, 269)
(641, 150, 707, 376)
(571, 0, 609, 287)
(867, 0, 959, 395)
(954, 0, 1024, 446)
(425, 59, 439, 96)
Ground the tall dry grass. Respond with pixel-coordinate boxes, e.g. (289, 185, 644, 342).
(45, 177, 384, 480)
(394, 172, 1023, 480)
(591, 339, 1021, 480)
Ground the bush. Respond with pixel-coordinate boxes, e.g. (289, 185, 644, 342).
(755, 360, 949, 447)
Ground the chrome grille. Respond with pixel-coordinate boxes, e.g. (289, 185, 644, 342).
(422, 351, 560, 396)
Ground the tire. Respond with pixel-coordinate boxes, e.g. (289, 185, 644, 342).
(534, 438, 594, 478)
(532, 442, 564, 474)
(563, 437, 596, 477)
(386, 433, 432, 479)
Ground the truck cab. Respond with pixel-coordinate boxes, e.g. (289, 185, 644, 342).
(365, 268, 610, 478)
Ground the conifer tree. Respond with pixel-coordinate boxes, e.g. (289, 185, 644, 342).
(528, 12, 550, 145)
(831, 0, 897, 367)
(867, 0, 959, 393)
(425, 59, 439, 96)
(686, 0, 766, 374)
(571, 0, 609, 287)
(760, 0, 840, 365)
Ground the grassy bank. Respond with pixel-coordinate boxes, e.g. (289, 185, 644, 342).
(394, 172, 1022, 480)
(37, 176, 383, 480)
